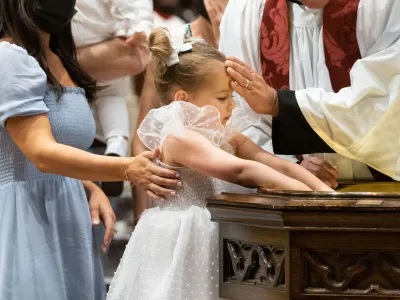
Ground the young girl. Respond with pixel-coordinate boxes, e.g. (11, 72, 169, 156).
(107, 27, 332, 300)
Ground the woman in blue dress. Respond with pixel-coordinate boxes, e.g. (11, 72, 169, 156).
(0, 0, 181, 299)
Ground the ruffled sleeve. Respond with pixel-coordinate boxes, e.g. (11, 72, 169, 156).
(0, 42, 49, 128)
(137, 101, 233, 151)
(105, 0, 153, 37)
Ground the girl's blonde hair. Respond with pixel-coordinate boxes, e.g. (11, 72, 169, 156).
(149, 27, 226, 103)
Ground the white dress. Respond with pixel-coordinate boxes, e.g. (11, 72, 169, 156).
(107, 102, 253, 300)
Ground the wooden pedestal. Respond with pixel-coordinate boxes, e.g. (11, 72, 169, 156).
(207, 182, 400, 300)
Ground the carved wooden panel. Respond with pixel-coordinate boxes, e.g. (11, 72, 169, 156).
(302, 250, 400, 295)
(224, 239, 285, 289)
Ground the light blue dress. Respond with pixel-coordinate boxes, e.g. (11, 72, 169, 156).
(0, 42, 105, 299)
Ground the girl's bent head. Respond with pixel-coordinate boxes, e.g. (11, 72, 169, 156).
(149, 27, 236, 125)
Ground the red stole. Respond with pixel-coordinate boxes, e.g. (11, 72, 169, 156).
(260, 0, 392, 181)
(260, 0, 360, 92)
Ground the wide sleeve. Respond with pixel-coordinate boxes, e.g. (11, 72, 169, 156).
(294, 0, 400, 180)
(105, 0, 153, 37)
(0, 43, 49, 128)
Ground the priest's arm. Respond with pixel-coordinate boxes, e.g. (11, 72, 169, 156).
(226, 0, 400, 180)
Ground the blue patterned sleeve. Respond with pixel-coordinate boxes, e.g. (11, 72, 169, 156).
(0, 42, 49, 128)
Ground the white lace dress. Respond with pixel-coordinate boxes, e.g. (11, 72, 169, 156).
(107, 102, 254, 300)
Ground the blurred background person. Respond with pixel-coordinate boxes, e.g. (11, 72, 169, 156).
(131, 0, 192, 226)
(72, 0, 152, 198)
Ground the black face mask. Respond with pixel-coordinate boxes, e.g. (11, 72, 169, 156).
(154, 1, 178, 16)
(156, 5, 176, 16)
(34, 0, 77, 35)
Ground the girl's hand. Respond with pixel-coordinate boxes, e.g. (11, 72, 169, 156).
(87, 184, 116, 253)
(126, 148, 181, 201)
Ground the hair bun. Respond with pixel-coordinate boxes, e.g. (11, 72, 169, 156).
(149, 28, 174, 82)
(148, 26, 226, 104)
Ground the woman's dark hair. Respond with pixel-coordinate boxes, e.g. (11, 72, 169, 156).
(0, 0, 98, 102)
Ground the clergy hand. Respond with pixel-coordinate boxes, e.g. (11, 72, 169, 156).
(225, 56, 279, 117)
(300, 157, 339, 188)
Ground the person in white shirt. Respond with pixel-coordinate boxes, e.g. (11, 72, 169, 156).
(220, 0, 399, 182)
(131, 1, 187, 224)
(71, 0, 153, 196)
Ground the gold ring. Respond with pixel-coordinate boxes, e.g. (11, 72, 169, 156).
(244, 79, 250, 88)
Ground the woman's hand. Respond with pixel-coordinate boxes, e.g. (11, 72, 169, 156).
(204, 0, 229, 43)
(126, 31, 148, 48)
(299, 157, 339, 188)
(84, 182, 116, 253)
(125, 32, 148, 74)
(126, 148, 181, 201)
(225, 56, 279, 116)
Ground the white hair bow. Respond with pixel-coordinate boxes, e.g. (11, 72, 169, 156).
(166, 24, 204, 67)
(167, 42, 193, 67)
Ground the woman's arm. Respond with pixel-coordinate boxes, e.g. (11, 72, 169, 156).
(162, 131, 312, 191)
(190, 16, 217, 48)
(231, 133, 333, 191)
(6, 114, 180, 197)
(77, 36, 147, 82)
(82, 180, 99, 197)
(204, 0, 229, 44)
(82, 0, 152, 81)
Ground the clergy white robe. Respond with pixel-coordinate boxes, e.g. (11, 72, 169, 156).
(219, 0, 400, 181)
